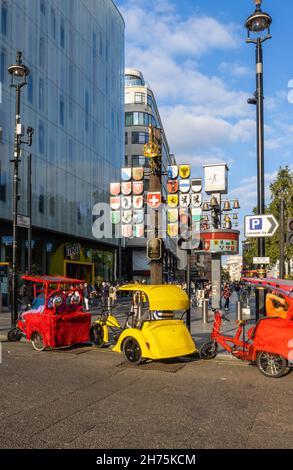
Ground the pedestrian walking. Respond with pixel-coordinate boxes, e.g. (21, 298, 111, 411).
(83, 283, 90, 311)
(222, 283, 231, 311)
(100, 281, 109, 309)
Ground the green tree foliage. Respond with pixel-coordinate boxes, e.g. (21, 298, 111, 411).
(243, 166, 293, 274)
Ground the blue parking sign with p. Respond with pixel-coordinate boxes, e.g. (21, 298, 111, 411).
(250, 218, 262, 230)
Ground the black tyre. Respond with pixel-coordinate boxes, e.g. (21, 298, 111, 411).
(31, 332, 46, 352)
(91, 323, 105, 348)
(199, 340, 218, 360)
(122, 337, 143, 365)
(7, 328, 22, 342)
(256, 351, 288, 378)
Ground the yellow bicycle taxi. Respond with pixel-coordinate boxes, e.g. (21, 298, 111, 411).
(111, 284, 197, 365)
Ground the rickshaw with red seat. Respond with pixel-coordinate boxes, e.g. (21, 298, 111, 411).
(200, 278, 293, 378)
(8, 275, 91, 351)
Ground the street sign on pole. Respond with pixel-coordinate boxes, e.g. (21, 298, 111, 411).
(244, 215, 279, 238)
(17, 214, 31, 229)
(253, 257, 270, 265)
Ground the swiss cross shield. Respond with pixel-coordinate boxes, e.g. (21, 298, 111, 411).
(167, 165, 178, 180)
(179, 194, 190, 208)
(110, 197, 120, 210)
(179, 165, 190, 179)
(133, 210, 144, 224)
(167, 180, 179, 194)
(191, 193, 202, 207)
(168, 223, 179, 238)
(132, 167, 144, 181)
(110, 183, 120, 196)
(133, 181, 144, 195)
(122, 224, 133, 238)
(111, 211, 121, 225)
(167, 195, 178, 208)
(122, 210, 132, 224)
(168, 209, 178, 223)
(191, 178, 202, 193)
(122, 196, 132, 209)
(121, 182, 132, 195)
(147, 192, 161, 209)
(121, 167, 132, 181)
(133, 224, 144, 238)
(133, 195, 144, 209)
(179, 179, 190, 193)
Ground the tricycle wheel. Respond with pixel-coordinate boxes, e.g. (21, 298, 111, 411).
(122, 337, 143, 365)
(256, 351, 287, 378)
(31, 332, 46, 352)
(199, 340, 218, 360)
(7, 327, 22, 342)
(91, 323, 105, 348)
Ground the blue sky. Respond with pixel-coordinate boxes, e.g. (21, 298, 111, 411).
(116, 0, 293, 238)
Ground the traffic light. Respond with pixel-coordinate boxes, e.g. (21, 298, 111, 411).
(147, 238, 162, 260)
(286, 218, 293, 246)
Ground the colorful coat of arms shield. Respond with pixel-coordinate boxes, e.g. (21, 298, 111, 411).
(121, 167, 132, 181)
(110, 183, 120, 196)
(132, 167, 144, 181)
(167, 165, 178, 180)
(133, 181, 144, 195)
(121, 182, 132, 196)
(121, 196, 132, 210)
(133, 210, 144, 224)
(122, 210, 132, 224)
(179, 179, 190, 193)
(133, 195, 144, 209)
(168, 209, 178, 223)
(179, 194, 190, 208)
(121, 224, 133, 238)
(191, 178, 202, 193)
(111, 211, 121, 225)
(110, 197, 120, 210)
(133, 224, 144, 238)
(167, 180, 179, 194)
(167, 194, 179, 208)
(191, 193, 202, 207)
(147, 192, 161, 209)
(168, 223, 179, 238)
(179, 165, 190, 179)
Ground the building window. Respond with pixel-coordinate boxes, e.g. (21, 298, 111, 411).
(1, 1, 7, 36)
(39, 78, 44, 110)
(125, 155, 129, 166)
(40, 0, 46, 15)
(39, 37, 45, 68)
(135, 92, 145, 104)
(125, 132, 128, 145)
(51, 8, 56, 39)
(0, 48, 5, 84)
(60, 18, 65, 48)
(27, 74, 33, 103)
(59, 95, 64, 126)
(126, 112, 150, 127)
(131, 132, 149, 144)
(132, 155, 145, 167)
(38, 121, 45, 154)
(125, 75, 144, 87)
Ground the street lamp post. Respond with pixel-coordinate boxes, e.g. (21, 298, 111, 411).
(246, 0, 272, 320)
(8, 51, 32, 327)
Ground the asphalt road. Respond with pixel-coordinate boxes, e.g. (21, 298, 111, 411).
(0, 339, 292, 449)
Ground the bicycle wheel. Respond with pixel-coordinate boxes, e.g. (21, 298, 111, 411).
(199, 340, 218, 360)
(256, 351, 287, 378)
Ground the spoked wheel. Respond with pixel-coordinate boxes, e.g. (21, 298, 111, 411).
(256, 351, 288, 378)
(122, 337, 143, 365)
(31, 332, 46, 352)
(91, 323, 105, 348)
(7, 327, 22, 342)
(199, 340, 218, 360)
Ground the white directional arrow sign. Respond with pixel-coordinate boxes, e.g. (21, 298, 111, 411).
(245, 215, 279, 238)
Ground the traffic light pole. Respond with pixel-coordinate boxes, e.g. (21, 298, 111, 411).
(279, 197, 285, 278)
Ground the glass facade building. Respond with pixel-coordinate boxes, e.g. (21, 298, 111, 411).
(0, 0, 124, 285)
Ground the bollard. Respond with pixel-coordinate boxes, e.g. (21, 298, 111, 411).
(236, 301, 242, 322)
(202, 299, 209, 324)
